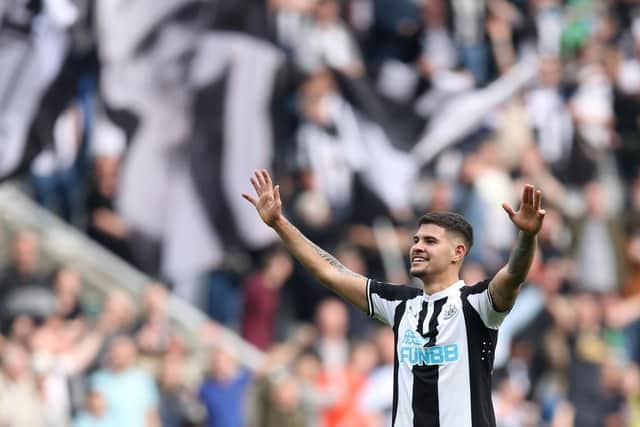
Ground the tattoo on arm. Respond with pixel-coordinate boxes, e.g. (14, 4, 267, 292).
(506, 233, 536, 284)
(490, 233, 536, 311)
(297, 229, 362, 278)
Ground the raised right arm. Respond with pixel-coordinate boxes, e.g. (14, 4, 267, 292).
(242, 170, 368, 312)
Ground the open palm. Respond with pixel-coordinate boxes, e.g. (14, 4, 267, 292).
(502, 184, 546, 236)
(242, 170, 282, 227)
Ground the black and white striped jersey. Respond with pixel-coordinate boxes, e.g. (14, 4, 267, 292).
(366, 278, 508, 427)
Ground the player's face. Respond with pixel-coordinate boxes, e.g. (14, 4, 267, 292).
(409, 224, 458, 278)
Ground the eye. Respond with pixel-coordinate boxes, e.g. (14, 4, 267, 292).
(412, 237, 419, 244)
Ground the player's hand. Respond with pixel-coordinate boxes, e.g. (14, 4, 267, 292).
(502, 184, 546, 236)
(242, 170, 283, 227)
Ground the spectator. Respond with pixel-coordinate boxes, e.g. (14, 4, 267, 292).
(572, 181, 624, 294)
(359, 326, 395, 425)
(90, 336, 160, 427)
(419, 0, 457, 76)
(315, 339, 377, 427)
(30, 101, 86, 224)
(53, 266, 84, 320)
(293, 349, 335, 426)
(30, 321, 104, 427)
(0, 342, 46, 426)
(6, 313, 37, 346)
(249, 325, 333, 427)
(458, 139, 517, 271)
(199, 345, 252, 427)
(296, 71, 358, 223)
(567, 293, 625, 427)
(134, 282, 172, 357)
(335, 243, 377, 337)
(253, 373, 308, 427)
(157, 353, 200, 427)
(493, 374, 540, 427)
(73, 389, 111, 427)
(88, 290, 136, 372)
(241, 244, 293, 350)
(525, 56, 574, 175)
(0, 231, 49, 295)
(292, 0, 364, 76)
(449, 0, 490, 85)
(313, 298, 350, 371)
(86, 142, 131, 262)
(97, 290, 136, 337)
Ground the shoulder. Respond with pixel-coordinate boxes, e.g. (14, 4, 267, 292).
(460, 279, 491, 297)
(368, 279, 422, 301)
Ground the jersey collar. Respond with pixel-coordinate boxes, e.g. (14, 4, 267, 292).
(422, 280, 466, 301)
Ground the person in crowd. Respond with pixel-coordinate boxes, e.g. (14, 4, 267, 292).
(30, 318, 105, 427)
(72, 388, 111, 427)
(312, 298, 350, 372)
(157, 353, 199, 427)
(0, 341, 46, 426)
(53, 266, 84, 320)
(0, 231, 49, 294)
(241, 244, 293, 350)
(572, 180, 625, 294)
(90, 336, 160, 427)
(134, 282, 173, 357)
(86, 142, 131, 262)
(359, 326, 395, 425)
(198, 345, 252, 427)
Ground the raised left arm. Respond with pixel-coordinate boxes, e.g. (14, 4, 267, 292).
(489, 184, 545, 312)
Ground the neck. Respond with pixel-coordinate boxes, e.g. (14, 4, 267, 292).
(419, 270, 461, 295)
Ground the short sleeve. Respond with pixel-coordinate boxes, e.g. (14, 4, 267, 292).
(367, 279, 421, 327)
(464, 280, 509, 330)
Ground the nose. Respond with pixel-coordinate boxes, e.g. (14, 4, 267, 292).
(412, 242, 426, 254)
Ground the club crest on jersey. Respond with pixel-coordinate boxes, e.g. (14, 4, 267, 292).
(442, 303, 458, 320)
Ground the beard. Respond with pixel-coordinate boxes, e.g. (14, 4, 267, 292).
(409, 261, 447, 279)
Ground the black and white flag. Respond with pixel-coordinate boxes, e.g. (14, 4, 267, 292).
(97, 0, 283, 300)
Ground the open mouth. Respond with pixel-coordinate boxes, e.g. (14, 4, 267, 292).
(411, 256, 429, 264)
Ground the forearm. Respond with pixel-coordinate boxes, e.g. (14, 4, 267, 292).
(490, 232, 537, 311)
(506, 232, 536, 284)
(491, 39, 516, 74)
(273, 216, 359, 281)
(65, 331, 104, 376)
(272, 216, 367, 309)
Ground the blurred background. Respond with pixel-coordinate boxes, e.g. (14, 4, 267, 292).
(1, 0, 640, 426)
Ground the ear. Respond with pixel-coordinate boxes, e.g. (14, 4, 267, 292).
(452, 242, 467, 264)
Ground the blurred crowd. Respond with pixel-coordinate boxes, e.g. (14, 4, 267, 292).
(3, 0, 640, 426)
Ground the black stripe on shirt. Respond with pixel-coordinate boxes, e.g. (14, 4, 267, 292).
(412, 297, 447, 427)
(461, 286, 498, 427)
(417, 300, 428, 337)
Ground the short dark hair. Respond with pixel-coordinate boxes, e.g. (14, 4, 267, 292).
(418, 212, 473, 250)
